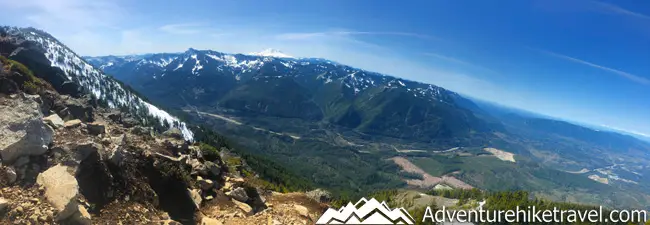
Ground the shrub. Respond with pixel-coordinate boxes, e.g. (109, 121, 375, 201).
(1, 55, 46, 94)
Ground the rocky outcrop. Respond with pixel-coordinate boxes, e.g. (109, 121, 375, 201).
(0, 67, 325, 225)
(0, 93, 53, 163)
(36, 164, 80, 221)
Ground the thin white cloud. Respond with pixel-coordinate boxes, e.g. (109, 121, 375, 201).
(423, 52, 499, 75)
(159, 23, 208, 35)
(535, 48, 650, 85)
(0, 0, 124, 30)
(275, 30, 438, 41)
(589, 0, 650, 20)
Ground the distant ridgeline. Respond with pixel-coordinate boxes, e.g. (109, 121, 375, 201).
(0, 26, 193, 140)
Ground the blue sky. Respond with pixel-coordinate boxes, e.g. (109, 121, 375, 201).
(1, 0, 649, 137)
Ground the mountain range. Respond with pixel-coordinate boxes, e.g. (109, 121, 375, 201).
(85, 48, 499, 145)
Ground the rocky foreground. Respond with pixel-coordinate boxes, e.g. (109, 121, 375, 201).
(0, 58, 329, 224)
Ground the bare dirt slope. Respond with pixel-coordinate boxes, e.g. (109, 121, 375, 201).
(391, 157, 473, 189)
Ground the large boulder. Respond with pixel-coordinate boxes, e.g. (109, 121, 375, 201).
(74, 142, 115, 207)
(36, 164, 80, 221)
(0, 93, 53, 163)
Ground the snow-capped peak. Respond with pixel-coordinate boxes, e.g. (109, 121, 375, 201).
(249, 48, 293, 58)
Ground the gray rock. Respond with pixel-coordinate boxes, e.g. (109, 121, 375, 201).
(86, 122, 106, 135)
(0, 93, 53, 162)
(227, 187, 249, 203)
(36, 164, 80, 221)
(43, 114, 65, 129)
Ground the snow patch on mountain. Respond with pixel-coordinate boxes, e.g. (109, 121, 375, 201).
(190, 54, 203, 75)
(5, 27, 194, 141)
(85, 48, 456, 104)
(249, 48, 293, 58)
